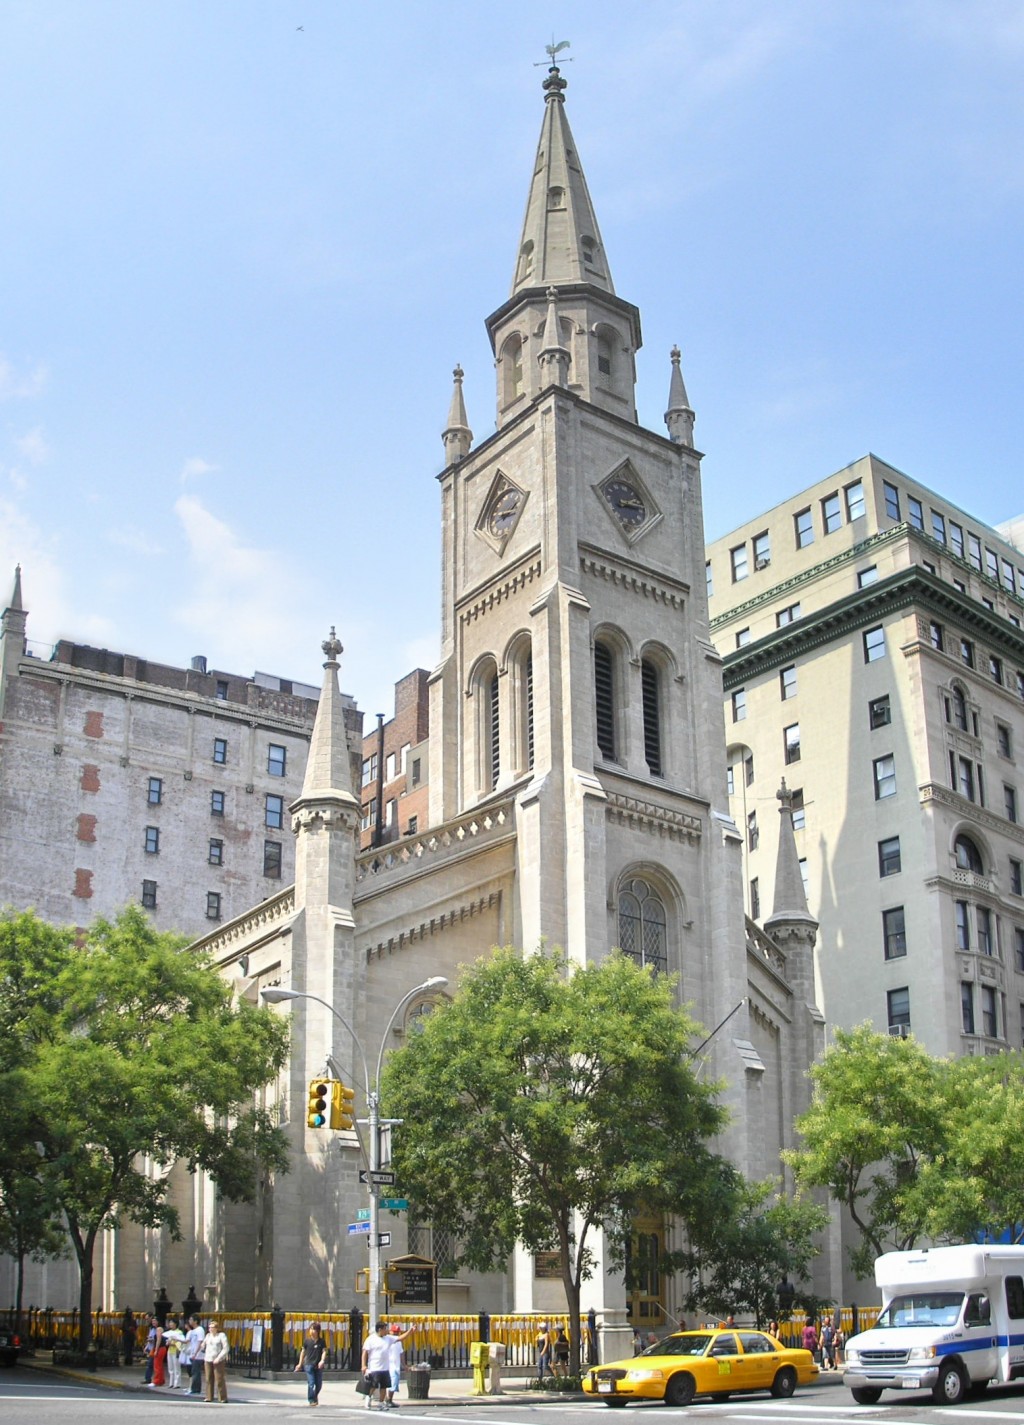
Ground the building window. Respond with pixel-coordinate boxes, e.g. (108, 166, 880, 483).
(931, 510, 946, 544)
(487, 669, 500, 788)
(780, 665, 797, 700)
(1003, 559, 1017, 594)
(879, 836, 902, 877)
(210, 789, 225, 816)
(735, 627, 750, 648)
(794, 507, 814, 548)
(822, 492, 842, 534)
(744, 750, 755, 786)
(215, 680, 229, 700)
(887, 986, 911, 1035)
(907, 496, 924, 531)
(208, 838, 223, 866)
(957, 756, 976, 802)
(968, 533, 982, 570)
(955, 834, 984, 873)
(361, 754, 378, 788)
(790, 788, 805, 829)
(268, 743, 287, 777)
(985, 547, 999, 581)
(874, 754, 897, 799)
(747, 811, 759, 851)
(977, 906, 994, 955)
(265, 794, 284, 829)
(730, 544, 749, 582)
(726, 764, 734, 796)
(705, 561, 713, 599)
(641, 659, 663, 777)
(263, 840, 282, 878)
(881, 481, 899, 520)
(617, 878, 667, 974)
(960, 637, 974, 668)
(1011, 858, 1023, 896)
(776, 602, 801, 627)
(869, 694, 891, 729)
(949, 521, 964, 558)
(1018, 671, 1024, 701)
(799, 857, 809, 897)
(732, 688, 747, 722)
(750, 877, 760, 919)
(206, 891, 221, 921)
(1005, 784, 1019, 823)
(141, 879, 157, 910)
(883, 906, 907, 960)
(144, 825, 160, 854)
(961, 982, 975, 1035)
(997, 723, 1013, 759)
(863, 626, 886, 662)
(147, 776, 163, 805)
(753, 531, 771, 569)
(411, 757, 422, 786)
(213, 737, 228, 764)
(990, 655, 1004, 686)
(407, 815, 418, 836)
(594, 640, 616, 760)
(361, 802, 377, 833)
(953, 578, 967, 592)
(929, 621, 944, 651)
(948, 685, 969, 731)
(956, 900, 970, 950)
(845, 480, 866, 521)
(1016, 926, 1024, 972)
(981, 985, 998, 1038)
(858, 566, 879, 587)
(784, 723, 801, 764)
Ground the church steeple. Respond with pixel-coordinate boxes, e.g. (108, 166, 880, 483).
(486, 63, 642, 426)
(665, 346, 695, 446)
(441, 364, 473, 464)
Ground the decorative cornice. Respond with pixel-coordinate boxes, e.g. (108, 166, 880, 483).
(745, 915, 789, 980)
(355, 800, 516, 886)
(191, 886, 295, 961)
(291, 801, 359, 834)
(459, 560, 544, 625)
(363, 891, 501, 960)
(604, 791, 701, 843)
(920, 781, 1024, 846)
(579, 547, 688, 608)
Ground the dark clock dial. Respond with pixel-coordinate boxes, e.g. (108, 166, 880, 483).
(487, 485, 524, 536)
(603, 479, 647, 528)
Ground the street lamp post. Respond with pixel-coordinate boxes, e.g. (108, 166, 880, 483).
(261, 978, 447, 1326)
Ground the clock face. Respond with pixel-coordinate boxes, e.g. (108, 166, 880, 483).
(603, 478, 647, 528)
(487, 485, 524, 537)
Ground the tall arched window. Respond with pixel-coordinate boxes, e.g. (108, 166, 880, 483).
(951, 685, 968, 731)
(471, 656, 501, 796)
(596, 331, 613, 379)
(618, 877, 667, 974)
(501, 334, 524, 406)
(507, 636, 534, 777)
(487, 670, 500, 789)
(594, 639, 616, 760)
(641, 657, 662, 777)
(955, 833, 984, 873)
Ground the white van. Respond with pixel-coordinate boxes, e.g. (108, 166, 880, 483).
(844, 1243, 1024, 1405)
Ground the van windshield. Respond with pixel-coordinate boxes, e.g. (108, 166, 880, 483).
(876, 1292, 964, 1328)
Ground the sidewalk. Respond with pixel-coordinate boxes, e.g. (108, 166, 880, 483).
(20, 1355, 848, 1407)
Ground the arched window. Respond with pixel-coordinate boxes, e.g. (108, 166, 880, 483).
(471, 656, 501, 795)
(596, 331, 613, 379)
(951, 685, 968, 731)
(507, 636, 534, 777)
(955, 833, 984, 874)
(618, 877, 667, 974)
(594, 638, 617, 760)
(516, 241, 534, 285)
(641, 657, 662, 777)
(487, 670, 500, 789)
(501, 334, 524, 406)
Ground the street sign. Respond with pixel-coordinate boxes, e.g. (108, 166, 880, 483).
(378, 1232, 392, 1247)
(379, 1198, 408, 1211)
(347, 1221, 371, 1235)
(355, 1208, 371, 1220)
(358, 1169, 396, 1185)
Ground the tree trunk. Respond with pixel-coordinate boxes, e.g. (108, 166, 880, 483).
(14, 1247, 25, 1331)
(67, 1218, 98, 1353)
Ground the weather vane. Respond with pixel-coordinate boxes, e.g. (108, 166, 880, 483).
(535, 38, 572, 68)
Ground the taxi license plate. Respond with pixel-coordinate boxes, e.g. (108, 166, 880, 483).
(598, 1383, 616, 1394)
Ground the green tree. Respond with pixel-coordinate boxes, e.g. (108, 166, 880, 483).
(677, 1178, 828, 1326)
(381, 947, 732, 1374)
(0, 905, 290, 1349)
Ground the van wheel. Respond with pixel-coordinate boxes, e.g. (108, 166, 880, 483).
(933, 1362, 967, 1405)
(851, 1387, 882, 1404)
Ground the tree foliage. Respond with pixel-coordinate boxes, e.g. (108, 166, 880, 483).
(381, 946, 733, 1372)
(0, 905, 290, 1346)
(784, 1025, 1024, 1278)
(677, 1178, 828, 1326)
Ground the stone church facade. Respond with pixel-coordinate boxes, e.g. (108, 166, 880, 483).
(2, 66, 827, 1341)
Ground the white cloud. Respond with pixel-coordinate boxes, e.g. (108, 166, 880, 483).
(106, 525, 164, 557)
(180, 456, 219, 483)
(14, 427, 50, 466)
(0, 356, 48, 401)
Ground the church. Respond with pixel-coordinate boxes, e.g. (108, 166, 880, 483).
(8, 62, 828, 1348)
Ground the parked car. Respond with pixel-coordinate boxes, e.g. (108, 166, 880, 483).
(0, 1328, 22, 1367)
(583, 1328, 819, 1407)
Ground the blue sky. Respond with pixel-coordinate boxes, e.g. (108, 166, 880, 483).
(2, 1, 1021, 718)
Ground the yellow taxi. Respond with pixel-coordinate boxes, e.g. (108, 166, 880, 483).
(583, 1328, 819, 1407)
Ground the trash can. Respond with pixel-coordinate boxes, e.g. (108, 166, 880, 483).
(406, 1364, 431, 1400)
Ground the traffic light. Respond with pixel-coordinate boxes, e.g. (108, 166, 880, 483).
(307, 1079, 329, 1129)
(330, 1078, 356, 1131)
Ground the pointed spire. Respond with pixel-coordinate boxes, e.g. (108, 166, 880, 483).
(293, 628, 358, 810)
(8, 564, 24, 613)
(537, 287, 571, 388)
(441, 365, 473, 464)
(665, 346, 695, 445)
(769, 780, 810, 920)
(511, 65, 613, 297)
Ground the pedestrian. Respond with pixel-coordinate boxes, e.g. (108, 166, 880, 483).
(204, 1318, 230, 1403)
(820, 1319, 836, 1370)
(150, 1318, 167, 1387)
(164, 1316, 185, 1389)
(386, 1321, 415, 1406)
(834, 1323, 845, 1367)
(552, 1326, 570, 1378)
(121, 1308, 136, 1367)
(768, 1319, 780, 1341)
(143, 1316, 158, 1385)
(536, 1322, 552, 1379)
(361, 1319, 392, 1411)
(632, 1327, 643, 1356)
(185, 1316, 206, 1395)
(295, 1321, 327, 1407)
(801, 1317, 819, 1358)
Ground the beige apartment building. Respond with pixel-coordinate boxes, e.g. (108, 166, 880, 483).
(707, 453, 1024, 1058)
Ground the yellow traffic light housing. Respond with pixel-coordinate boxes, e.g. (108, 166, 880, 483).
(307, 1079, 329, 1129)
(330, 1079, 356, 1131)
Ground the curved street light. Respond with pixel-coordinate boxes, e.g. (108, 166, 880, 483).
(261, 977, 448, 1325)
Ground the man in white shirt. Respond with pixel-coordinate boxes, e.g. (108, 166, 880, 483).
(184, 1317, 205, 1395)
(361, 1321, 391, 1411)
